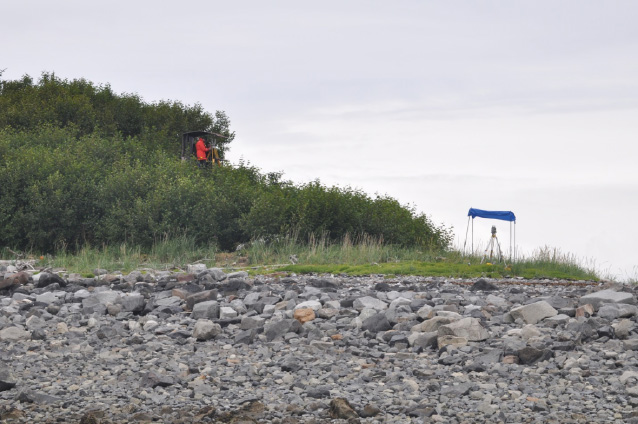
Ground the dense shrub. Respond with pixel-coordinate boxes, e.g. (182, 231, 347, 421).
(0, 73, 452, 253)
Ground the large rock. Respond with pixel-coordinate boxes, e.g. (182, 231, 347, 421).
(438, 317, 489, 341)
(0, 326, 30, 341)
(361, 312, 392, 333)
(597, 303, 638, 320)
(294, 299, 322, 311)
(35, 272, 66, 288)
(264, 319, 301, 341)
(120, 293, 145, 313)
(191, 301, 219, 320)
(509, 301, 557, 324)
(580, 289, 636, 309)
(0, 366, 17, 391)
(353, 296, 388, 311)
(411, 316, 458, 333)
(193, 319, 222, 341)
(185, 289, 218, 311)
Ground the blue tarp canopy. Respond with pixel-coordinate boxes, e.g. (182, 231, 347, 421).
(468, 208, 516, 222)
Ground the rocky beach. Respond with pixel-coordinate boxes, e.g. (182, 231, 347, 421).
(1, 263, 637, 423)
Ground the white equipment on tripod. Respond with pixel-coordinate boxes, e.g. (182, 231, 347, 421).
(481, 225, 503, 264)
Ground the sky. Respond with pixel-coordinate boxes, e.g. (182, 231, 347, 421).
(3, 1, 637, 280)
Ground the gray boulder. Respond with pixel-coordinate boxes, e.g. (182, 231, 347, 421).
(598, 303, 638, 320)
(353, 296, 388, 311)
(191, 301, 219, 320)
(193, 319, 222, 341)
(509, 301, 557, 324)
(580, 289, 636, 309)
(438, 317, 489, 341)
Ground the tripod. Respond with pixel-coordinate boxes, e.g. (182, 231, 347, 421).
(481, 226, 504, 264)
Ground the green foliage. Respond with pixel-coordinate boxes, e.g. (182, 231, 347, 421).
(0, 72, 452, 254)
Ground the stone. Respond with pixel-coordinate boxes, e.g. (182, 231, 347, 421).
(294, 300, 322, 311)
(187, 264, 207, 274)
(207, 268, 227, 281)
(219, 306, 238, 320)
(353, 296, 388, 311)
(438, 317, 489, 341)
(613, 319, 634, 339)
(416, 304, 434, 319)
(0, 326, 30, 341)
(191, 301, 219, 320)
(240, 316, 265, 330)
(193, 319, 222, 341)
(293, 307, 316, 324)
(598, 303, 638, 320)
(580, 289, 636, 308)
(185, 289, 218, 311)
(120, 293, 145, 313)
(0, 367, 17, 391)
(411, 316, 458, 333)
(470, 278, 498, 291)
(517, 347, 553, 365)
(509, 301, 558, 324)
(35, 272, 66, 288)
(264, 319, 301, 341)
(362, 312, 392, 333)
(486, 294, 508, 307)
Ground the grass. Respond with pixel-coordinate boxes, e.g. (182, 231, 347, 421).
(1, 235, 602, 281)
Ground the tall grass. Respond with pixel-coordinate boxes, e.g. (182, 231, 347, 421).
(244, 231, 439, 266)
(1, 235, 603, 281)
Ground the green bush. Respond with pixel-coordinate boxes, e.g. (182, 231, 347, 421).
(0, 72, 452, 254)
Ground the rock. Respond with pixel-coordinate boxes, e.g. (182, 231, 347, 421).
(486, 294, 508, 307)
(293, 308, 316, 324)
(187, 264, 207, 274)
(416, 304, 434, 319)
(0, 367, 17, 391)
(580, 289, 636, 308)
(191, 300, 219, 320)
(294, 300, 322, 311)
(470, 278, 498, 291)
(207, 268, 227, 281)
(517, 347, 553, 365)
(0, 326, 30, 341)
(598, 303, 638, 320)
(264, 319, 301, 341)
(509, 301, 557, 324)
(140, 371, 175, 388)
(329, 398, 359, 420)
(35, 272, 66, 288)
(185, 289, 218, 311)
(438, 317, 489, 341)
(412, 316, 458, 333)
(240, 316, 265, 330)
(362, 312, 392, 333)
(219, 306, 238, 319)
(408, 331, 438, 349)
(193, 319, 222, 341)
(120, 293, 145, 313)
(613, 319, 634, 339)
(353, 296, 388, 311)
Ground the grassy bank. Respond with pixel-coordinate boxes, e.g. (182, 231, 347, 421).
(1, 236, 601, 281)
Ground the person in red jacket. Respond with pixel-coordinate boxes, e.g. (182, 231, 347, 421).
(195, 137, 210, 168)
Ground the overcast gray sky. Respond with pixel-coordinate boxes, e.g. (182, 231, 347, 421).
(4, 1, 637, 279)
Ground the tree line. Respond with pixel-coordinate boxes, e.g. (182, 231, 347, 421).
(0, 72, 452, 253)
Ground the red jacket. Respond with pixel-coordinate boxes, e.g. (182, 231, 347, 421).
(195, 138, 210, 160)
